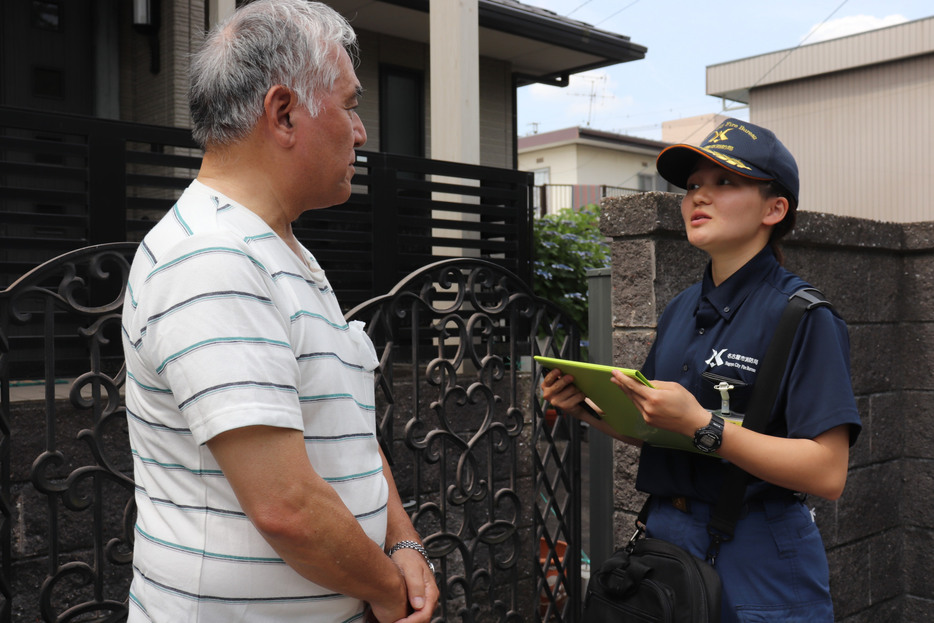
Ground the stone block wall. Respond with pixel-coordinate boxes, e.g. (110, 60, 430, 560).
(599, 191, 934, 621)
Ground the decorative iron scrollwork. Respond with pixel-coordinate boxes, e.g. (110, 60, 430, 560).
(1, 243, 138, 623)
(348, 258, 582, 622)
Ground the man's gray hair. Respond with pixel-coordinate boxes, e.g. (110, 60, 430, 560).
(189, 0, 357, 149)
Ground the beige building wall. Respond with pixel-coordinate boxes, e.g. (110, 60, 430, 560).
(707, 16, 934, 224)
(518, 143, 580, 185)
(118, 13, 514, 169)
(661, 113, 730, 145)
(518, 137, 665, 188)
(121, 0, 205, 129)
(574, 144, 658, 188)
(751, 53, 933, 223)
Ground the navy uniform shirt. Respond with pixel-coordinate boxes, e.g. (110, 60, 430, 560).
(636, 246, 862, 503)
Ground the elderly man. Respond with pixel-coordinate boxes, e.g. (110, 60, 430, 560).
(121, 1, 438, 621)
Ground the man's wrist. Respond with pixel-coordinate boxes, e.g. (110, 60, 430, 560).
(387, 540, 435, 574)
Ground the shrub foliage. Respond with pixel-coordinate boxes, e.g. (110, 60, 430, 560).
(532, 205, 610, 335)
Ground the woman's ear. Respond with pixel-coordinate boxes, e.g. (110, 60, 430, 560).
(763, 195, 789, 227)
(262, 85, 297, 146)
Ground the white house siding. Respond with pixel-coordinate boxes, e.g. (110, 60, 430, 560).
(707, 16, 934, 224)
(750, 52, 934, 223)
(354, 31, 512, 167)
(517, 143, 580, 185)
(575, 144, 657, 189)
(479, 57, 513, 169)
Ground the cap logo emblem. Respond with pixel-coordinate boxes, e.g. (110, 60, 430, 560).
(708, 128, 733, 144)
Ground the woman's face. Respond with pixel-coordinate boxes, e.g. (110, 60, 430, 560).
(681, 159, 784, 259)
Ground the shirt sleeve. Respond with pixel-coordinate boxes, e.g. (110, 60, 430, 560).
(136, 232, 304, 445)
(778, 306, 862, 445)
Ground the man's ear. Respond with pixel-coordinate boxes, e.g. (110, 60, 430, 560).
(262, 84, 297, 146)
(763, 195, 789, 227)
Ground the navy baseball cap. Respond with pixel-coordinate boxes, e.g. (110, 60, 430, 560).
(656, 118, 799, 204)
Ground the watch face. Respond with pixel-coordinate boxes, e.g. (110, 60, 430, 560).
(699, 433, 717, 449)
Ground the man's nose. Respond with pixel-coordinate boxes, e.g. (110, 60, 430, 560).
(353, 112, 367, 147)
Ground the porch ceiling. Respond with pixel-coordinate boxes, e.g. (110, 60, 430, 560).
(327, 0, 647, 86)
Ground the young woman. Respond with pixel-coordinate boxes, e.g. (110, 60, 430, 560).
(542, 118, 861, 622)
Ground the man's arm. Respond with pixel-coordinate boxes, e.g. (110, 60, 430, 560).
(207, 425, 408, 623)
(379, 448, 439, 622)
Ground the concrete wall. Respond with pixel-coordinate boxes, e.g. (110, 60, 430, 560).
(598, 191, 934, 622)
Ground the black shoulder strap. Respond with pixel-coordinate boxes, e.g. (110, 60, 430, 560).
(705, 288, 830, 561)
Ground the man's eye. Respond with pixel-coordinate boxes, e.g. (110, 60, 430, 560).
(717, 177, 733, 185)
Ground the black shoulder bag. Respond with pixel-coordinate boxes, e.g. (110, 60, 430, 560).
(582, 289, 829, 623)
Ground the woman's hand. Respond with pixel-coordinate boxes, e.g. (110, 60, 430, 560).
(541, 368, 642, 446)
(608, 370, 852, 500)
(609, 371, 709, 437)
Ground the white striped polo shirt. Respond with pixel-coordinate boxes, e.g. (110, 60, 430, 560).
(121, 180, 386, 622)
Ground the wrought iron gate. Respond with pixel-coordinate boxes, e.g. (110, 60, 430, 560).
(1, 251, 585, 622)
(0, 243, 136, 622)
(347, 258, 584, 622)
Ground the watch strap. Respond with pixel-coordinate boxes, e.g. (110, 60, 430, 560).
(694, 412, 725, 452)
(387, 539, 435, 574)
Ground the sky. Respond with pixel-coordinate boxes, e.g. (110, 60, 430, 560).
(516, 0, 933, 141)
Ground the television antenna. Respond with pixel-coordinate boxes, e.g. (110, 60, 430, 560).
(573, 75, 611, 127)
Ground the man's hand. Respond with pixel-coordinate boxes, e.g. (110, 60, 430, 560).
(388, 548, 439, 622)
(378, 444, 439, 623)
(365, 557, 411, 623)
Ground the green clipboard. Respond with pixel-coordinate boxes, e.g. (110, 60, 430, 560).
(534, 355, 722, 456)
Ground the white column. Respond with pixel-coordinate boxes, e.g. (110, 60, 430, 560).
(208, 0, 237, 28)
(429, 0, 481, 257)
(429, 0, 480, 165)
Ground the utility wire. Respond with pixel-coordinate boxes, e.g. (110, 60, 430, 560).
(677, 0, 852, 145)
(565, 0, 594, 18)
(749, 0, 850, 89)
(594, 0, 641, 27)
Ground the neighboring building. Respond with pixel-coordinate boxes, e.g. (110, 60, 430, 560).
(0, 0, 647, 169)
(661, 113, 730, 145)
(0, 0, 648, 289)
(517, 126, 671, 215)
(706, 16, 934, 223)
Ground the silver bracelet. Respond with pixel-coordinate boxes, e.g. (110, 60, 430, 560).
(387, 540, 435, 574)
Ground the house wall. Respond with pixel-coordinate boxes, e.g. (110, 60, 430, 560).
(574, 144, 657, 188)
(114, 14, 515, 168)
(478, 56, 514, 169)
(750, 52, 934, 224)
(518, 141, 664, 189)
(120, 0, 204, 128)
(518, 144, 580, 185)
(706, 17, 934, 224)
(599, 191, 934, 621)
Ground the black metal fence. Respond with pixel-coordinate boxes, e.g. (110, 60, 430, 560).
(0, 244, 137, 623)
(0, 106, 534, 312)
(1, 248, 584, 622)
(347, 258, 584, 621)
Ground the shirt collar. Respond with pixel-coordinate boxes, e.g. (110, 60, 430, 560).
(698, 246, 779, 322)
